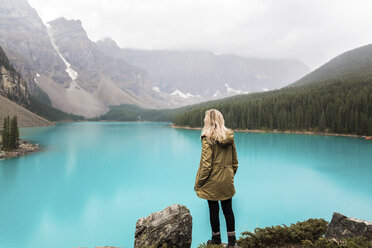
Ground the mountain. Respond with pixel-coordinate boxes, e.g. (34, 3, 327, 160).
(115, 47, 310, 100)
(0, 0, 171, 117)
(44, 17, 170, 116)
(0, 0, 92, 116)
(0, 0, 73, 98)
(96, 38, 205, 107)
(0, 95, 53, 127)
(0, 0, 311, 117)
(290, 44, 372, 87)
(1, 44, 83, 121)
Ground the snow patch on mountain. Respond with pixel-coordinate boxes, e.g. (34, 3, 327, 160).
(225, 83, 249, 95)
(46, 23, 78, 83)
(213, 90, 222, 97)
(170, 89, 197, 99)
(152, 87, 161, 93)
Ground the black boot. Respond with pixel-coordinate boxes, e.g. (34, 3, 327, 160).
(227, 235, 236, 247)
(207, 232, 221, 245)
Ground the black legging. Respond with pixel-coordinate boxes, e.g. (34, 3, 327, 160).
(207, 198, 235, 233)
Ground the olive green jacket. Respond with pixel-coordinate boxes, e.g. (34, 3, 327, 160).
(194, 129, 238, 201)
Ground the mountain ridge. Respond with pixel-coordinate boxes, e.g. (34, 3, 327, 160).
(1, 0, 313, 117)
(289, 43, 372, 87)
(119, 46, 310, 99)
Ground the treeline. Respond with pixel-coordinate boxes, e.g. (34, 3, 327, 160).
(95, 104, 189, 122)
(173, 81, 372, 136)
(1, 115, 19, 150)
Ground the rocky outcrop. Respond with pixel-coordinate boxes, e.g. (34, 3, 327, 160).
(325, 212, 372, 241)
(134, 204, 192, 248)
(0, 139, 39, 159)
(0, 46, 30, 106)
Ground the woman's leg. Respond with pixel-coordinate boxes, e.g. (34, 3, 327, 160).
(221, 198, 235, 232)
(207, 200, 220, 233)
(221, 198, 236, 246)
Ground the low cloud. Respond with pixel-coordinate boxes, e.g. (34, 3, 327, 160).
(28, 0, 372, 69)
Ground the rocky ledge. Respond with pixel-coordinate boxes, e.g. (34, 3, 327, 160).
(0, 140, 39, 159)
(88, 207, 372, 247)
(325, 212, 372, 241)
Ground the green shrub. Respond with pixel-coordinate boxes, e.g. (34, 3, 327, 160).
(197, 242, 224, 248)
(237, 218, 328, 248)
(303, 236, 372, 248)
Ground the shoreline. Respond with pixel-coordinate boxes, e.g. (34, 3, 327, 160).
(171, 125, 365, 138)
(0, 140, 40, 159)
(16, 120, 367, 139)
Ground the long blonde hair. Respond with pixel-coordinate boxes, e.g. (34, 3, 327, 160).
(201, 109, 229, 143)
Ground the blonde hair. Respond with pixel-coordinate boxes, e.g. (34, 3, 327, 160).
(201, 109, 229, 143)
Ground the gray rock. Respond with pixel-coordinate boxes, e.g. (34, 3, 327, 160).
(325, 212, 372, 241)
(134, 204, 192, 248)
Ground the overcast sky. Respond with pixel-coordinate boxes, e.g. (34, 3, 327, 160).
(28, 0, 372, 70)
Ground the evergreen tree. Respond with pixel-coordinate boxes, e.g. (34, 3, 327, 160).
(1, 115, 20, 150)
(2, 116, 11, 150)
(2, 117, 8, 150)
(11, 116, 19, 149)
(319, 111, 326, 131)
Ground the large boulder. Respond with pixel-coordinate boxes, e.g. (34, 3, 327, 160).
(325, 212, 372, 241)
(134, 204, 192, 248)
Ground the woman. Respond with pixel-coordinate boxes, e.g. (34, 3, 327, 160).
(194, 109, 238, 247)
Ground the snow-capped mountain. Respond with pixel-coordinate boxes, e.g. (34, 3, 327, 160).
(0, 0, 169, 117)
(0, 0, 310, 117)
(120, 48, 310, 100)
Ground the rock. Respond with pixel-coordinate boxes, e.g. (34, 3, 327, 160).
(325, 212, 372, 241)
(134, 204, 192, 248)
(0, 139, 39, 159)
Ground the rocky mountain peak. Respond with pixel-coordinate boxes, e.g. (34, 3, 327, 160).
(0, 0, 39, 19)
(96, 37, 126, 59)
(97, 37, 118, 47)
(0, 0, 71, 92)
(47, 17, 88, 40)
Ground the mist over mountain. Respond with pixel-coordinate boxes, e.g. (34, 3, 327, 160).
(118, 47, 310, 99)
(290, 44, 372, 87)
(0, 0, 169, 117)
(0, 0, 311, 118)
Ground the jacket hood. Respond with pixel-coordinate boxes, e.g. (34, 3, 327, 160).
(218, 129, 234, 146)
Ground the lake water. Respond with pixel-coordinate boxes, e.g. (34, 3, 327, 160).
(0, 122, 371, 247)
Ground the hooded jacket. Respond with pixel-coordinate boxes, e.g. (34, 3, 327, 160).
(194, 129, 238, 201)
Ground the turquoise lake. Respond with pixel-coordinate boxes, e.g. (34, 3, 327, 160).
(0, 122, 372, 247)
